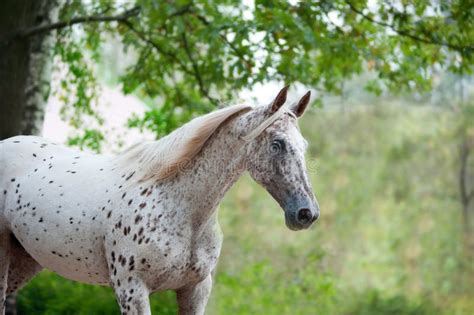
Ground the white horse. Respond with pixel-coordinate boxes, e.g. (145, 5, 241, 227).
(0, 87, 319, 315)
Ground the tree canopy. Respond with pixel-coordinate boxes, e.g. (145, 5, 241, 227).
(23, 0, 474, 145)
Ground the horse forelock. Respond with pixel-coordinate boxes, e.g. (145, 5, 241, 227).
(116, 103, 252, 182)
(240, 104, 294, 142)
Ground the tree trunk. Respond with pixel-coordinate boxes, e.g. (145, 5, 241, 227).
(0, 0, 59, 314)
(0, 0, 58, 139)
(460, 137, 473, 233)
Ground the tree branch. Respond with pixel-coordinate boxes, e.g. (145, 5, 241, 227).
(119, 20, 195, 80)
(121, 20, 217, 104)
(194, 14, 253, 70)
(169, 4, 193, 18)
(181, 32, 217, 104)
(2, 7, 140, 47)
(155, 5, 254, 81)
(344, 1, 474, 53)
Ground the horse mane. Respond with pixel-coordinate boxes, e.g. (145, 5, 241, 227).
(116, 104, 252, 182)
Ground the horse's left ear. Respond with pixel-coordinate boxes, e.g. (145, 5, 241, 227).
(291, 91, 311, 118)
(270, 85, 290, 113)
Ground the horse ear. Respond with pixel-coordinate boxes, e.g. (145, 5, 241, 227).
(291, 91, 311, 118)
(270, 85, 290, 113)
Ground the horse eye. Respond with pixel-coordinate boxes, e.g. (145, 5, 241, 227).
(270, 139, 285, 154)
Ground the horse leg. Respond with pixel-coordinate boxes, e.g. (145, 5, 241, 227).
(111, 276, 151, 315)
(6, 236, 43, 295)
(176, 274, 212, 315)
(0, 232, 10, 315)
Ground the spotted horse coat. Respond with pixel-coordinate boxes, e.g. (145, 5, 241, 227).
(0, 87, 320, 315)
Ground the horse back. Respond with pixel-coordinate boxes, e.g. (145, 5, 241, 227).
(1, 136, 74, 186)
(0, 135, 109, 222)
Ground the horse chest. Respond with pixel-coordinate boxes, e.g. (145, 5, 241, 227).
(184, 240, 221, 282)
(142, 225, 223, 291)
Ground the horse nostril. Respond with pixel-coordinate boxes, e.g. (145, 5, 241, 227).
(297, 208, 312, 224)
(311, 212, 320, 223)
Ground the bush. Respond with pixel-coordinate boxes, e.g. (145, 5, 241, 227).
(343, 290, 439, 315)
(17, 271, 177, 315)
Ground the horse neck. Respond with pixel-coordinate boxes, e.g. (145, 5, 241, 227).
(165, 110, 259, 229)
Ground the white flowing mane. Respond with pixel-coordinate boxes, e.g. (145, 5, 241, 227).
(116, 104, 252, 182)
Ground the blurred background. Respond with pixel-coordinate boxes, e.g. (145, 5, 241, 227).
(1, 1, 473, 314)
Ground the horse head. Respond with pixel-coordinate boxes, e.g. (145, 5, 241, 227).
(241, 87, 320, 231)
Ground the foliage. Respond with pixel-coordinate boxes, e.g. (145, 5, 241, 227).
(50, 0, 474, 149)
(17, 272, 119, 315)
(67, 128, 104, 153)
(343, 290, 437, 315)
(18, 271, 177, 315)
(18, 105, 474, 314)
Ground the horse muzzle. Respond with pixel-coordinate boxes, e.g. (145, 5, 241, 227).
(284, 206, 319, 231)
